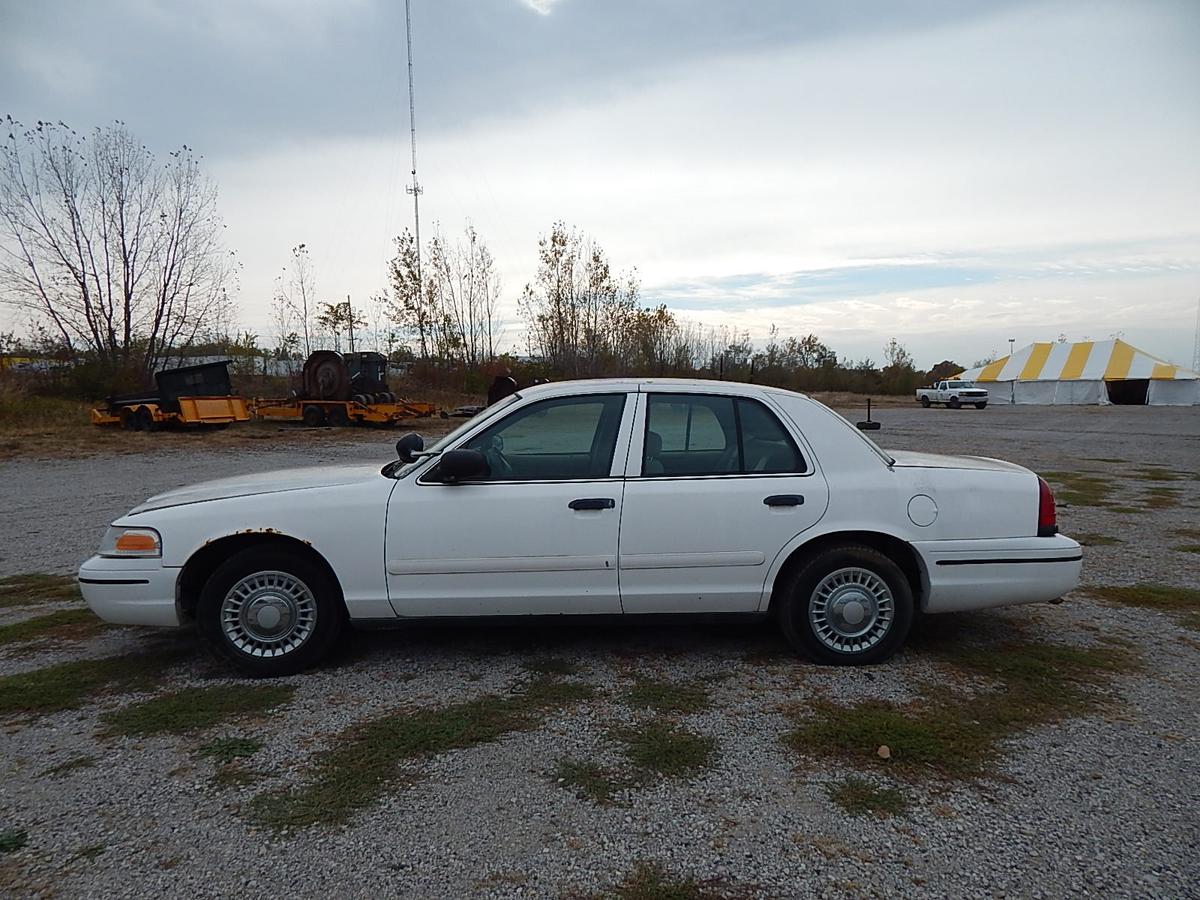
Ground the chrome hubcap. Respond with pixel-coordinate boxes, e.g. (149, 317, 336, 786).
(221, 570, 317, 657)
(808, 567, 894, 653)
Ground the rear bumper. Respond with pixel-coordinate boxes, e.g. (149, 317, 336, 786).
(915, 535, 1082, 614)
(78, 556, 182, 627)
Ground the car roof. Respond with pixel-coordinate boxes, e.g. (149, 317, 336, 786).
(514, 377, 809, 400)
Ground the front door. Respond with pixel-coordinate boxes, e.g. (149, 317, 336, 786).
(619, 391, 828, 614)
(384, 392, 632, 617)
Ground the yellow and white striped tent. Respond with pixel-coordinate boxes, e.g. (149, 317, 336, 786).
(958, 339, 1199, 406)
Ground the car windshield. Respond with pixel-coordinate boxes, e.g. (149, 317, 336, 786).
(383, 393, 521, 478)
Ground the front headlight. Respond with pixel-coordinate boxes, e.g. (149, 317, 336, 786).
(99, 526, 162, 558)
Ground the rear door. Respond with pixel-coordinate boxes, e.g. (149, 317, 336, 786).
(618, 390, 829, 614)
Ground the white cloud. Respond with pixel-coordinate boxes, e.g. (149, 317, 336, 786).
(519, 0, 564, 15)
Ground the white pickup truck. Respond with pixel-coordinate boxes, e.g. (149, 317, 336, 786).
(915, 380, 989, 409)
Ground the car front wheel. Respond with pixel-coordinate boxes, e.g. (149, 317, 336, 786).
(197, 547, 344, 676)
(778, 545, 913, 665)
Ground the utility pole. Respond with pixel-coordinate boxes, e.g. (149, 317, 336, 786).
(404, 0, 423, 296)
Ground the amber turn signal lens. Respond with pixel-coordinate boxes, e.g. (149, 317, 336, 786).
(115, 532, 158, 552)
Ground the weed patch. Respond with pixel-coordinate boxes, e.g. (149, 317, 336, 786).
(196, 736, 263, 764)
(249, 677, 593, 828)
(101, 684, 296, 737)
(1142, 488, 1181, 509)
(0, 608, 105, 647)
(0, 829, 27, 854)
(39, 755, 98, 778)
(1073, 532, 1122, 547)
(827, 776, 908, 817)
(0, 652, 173, 717)
(0, 574, 80, 609)
(624, 677, 711, 715)
(598, 861, 731, 900)
(1172, 544, 1200, 555)
(784, 639, 1137, 779)
(1172, 527, 1200, 540)
(1086, 584, 1200, 631)
(556, 758, 627, 804)
(1039, 471, 1112, 507)
(616, 721, 716, 779)
(70, 845, 105, 863)
(521, 657, 582, 676)
(1129, 467, 1180, 482)
(213, 764, 264, 788)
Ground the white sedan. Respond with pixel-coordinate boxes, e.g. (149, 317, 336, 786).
(79, 379, 1082, 675)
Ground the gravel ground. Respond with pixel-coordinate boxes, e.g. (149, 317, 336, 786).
(1, 405, 1198, 898)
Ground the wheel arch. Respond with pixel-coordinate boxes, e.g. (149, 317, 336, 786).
(177, 532, 345, 622)
(765, 530, 928, 615)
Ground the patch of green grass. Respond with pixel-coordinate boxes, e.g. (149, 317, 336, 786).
(1073, 532, 1122, 547)
(71, 844, 105, 862)
(1039, 471, 1112, 507)
(101, 684, 296, 738)
(827, 776, 908, 817)
(624, 678, 711, 715)
(196, 736, 263, 764)
(1129, 467, 1180, 482)
(0, 828, 27, 854)
(0, 652, 173, 717)
(520, 656, 582, 676)
(213, 764, 265, 788)
(1171, 544, 1200, 555)
(39, 755, 98, 778)
(0, 573, 80, 609)
(616, 721, 716, 779)
(555, 758, 627, 804)
(249, 677, 593, 828)
(1087, 583, 1200, 631)
(1142, 487, 1181, 509)
(784, 639, 1137, 779)
(0, 608, 104, 646)
(600, 862, 727, 900)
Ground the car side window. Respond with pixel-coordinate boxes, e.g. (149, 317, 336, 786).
(457, 394, 626, 481)
(737, 398, 806, 473)
(642, 393, 805, 477)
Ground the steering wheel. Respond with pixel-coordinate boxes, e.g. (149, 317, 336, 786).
(481, 435, 514, 478)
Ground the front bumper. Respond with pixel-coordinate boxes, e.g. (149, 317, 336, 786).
(915, 535, 1082, 614)
(78, 556, 182, 627)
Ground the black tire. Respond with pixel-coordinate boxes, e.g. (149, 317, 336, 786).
(120, 408, 139, 431)
(948, 396, 961, 409)
(302, 405, 325, 427)
(327, 405, 351, 427)
(136, 407, 157, 432)
(975, 402, 987, 409)
(777, 545, 914, 666)
(196, 546, 344, 677)
(352, 393, 369, 407)
(920, 396, 931, 408)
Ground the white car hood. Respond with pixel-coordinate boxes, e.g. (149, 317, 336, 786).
(128, 464, 384, 513)
(887, 450, 1029, 474)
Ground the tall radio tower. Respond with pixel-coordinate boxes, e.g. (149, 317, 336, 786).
(1192, 296, 1200, 373)
(404, 0, 423, 288)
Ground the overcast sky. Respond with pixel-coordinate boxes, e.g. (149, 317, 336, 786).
(3, 0, 1198, 367)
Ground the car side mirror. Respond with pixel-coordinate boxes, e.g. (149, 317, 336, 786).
(395, 432, 424, 463)
(437, 449, 490, 483)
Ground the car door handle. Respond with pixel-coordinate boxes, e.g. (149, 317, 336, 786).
(569, 497, 616, 511)
(763, 494, 804, 507)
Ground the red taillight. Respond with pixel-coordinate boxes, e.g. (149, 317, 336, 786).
(1037, 477, 1057, 536)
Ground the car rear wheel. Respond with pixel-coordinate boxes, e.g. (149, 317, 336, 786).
(948, 397, 961, 409)
(197, 547, 344, 676)
(920, 396, 931, 408)
(975, 402, 987, 409)
(778, 545, 913, 665)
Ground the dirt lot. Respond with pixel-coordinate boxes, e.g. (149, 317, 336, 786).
(1, 404, 1198, 898)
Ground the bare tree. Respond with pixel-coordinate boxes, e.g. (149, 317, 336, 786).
(279, 243, 316, 356)
(0, 118, 234, 378)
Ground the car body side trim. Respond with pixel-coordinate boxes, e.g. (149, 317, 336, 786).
(935, 554, 1083, 566)
(78, 577, 152, 585)
(619, 550, 766, 570)
(387, 555, 614, 575)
